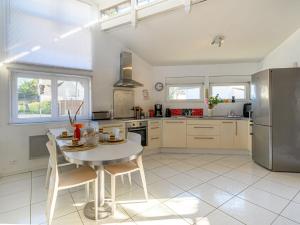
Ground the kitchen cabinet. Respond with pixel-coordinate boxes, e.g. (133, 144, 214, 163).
(187, 120, 220, 148)
(234, 120, 250, 150)
(148, 120, 162, 149)
(100, 123, 125, 140)
(220, 121, 236, 148)
(162, 120, 186, 148)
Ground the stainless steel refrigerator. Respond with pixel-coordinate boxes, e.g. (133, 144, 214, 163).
(251, 68, 300, 172)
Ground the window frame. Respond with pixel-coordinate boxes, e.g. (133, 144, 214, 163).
(165, 84, 204, 103)
(209, 82, 250, 102)
(10, 69, 91, 124)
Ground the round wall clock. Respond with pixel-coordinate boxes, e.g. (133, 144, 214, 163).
(155, 82, 164, 91)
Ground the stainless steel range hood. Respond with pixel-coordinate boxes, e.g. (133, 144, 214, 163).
(114, 51, 143, 88)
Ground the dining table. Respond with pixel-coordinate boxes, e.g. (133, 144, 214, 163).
(49, 128, 143, 220)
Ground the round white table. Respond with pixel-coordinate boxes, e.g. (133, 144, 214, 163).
(56, 138, 143, 220)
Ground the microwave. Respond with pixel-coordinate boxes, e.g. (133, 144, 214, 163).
(92, 111, 111, 120)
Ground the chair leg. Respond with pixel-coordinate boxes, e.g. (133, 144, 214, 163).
(128, 173, 132, 185)
(85, 183, 90, 202)
(47, 187, 58, 225)
(137, 156, 148, 200)
(94, 179, 98, 221)
(121, 174, 124, 184)
(111, 175, 116, 215)
(45, 160, 51, 189)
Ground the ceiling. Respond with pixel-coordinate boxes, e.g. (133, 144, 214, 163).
(105, 0, 300, 66)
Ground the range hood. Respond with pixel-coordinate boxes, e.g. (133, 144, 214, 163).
(114, 51, 143, 88)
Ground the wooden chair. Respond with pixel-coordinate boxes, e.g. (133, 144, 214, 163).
(46, 134, 98, 225)
(104, 132, 148, 215)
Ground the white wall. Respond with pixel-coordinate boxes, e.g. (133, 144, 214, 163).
(0, 24, 153, 176)
(92, 28, 154, 113)
(150, 63, 259, 116)
(261, 28, 300, 69)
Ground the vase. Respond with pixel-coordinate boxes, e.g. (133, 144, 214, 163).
(208, 108, 214, 117)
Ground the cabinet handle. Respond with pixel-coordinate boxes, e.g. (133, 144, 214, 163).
(151, 137, 159, 140)
(151, 127, 160, 130)
(222, 121, 233, 124)
(166, 121, 184, 124)
(194, 137, 215, 140)
(193, 126, 214, 129)
(235, 121, 238, 136)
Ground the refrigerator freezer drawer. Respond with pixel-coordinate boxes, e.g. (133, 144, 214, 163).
(252, 124, 272, 170)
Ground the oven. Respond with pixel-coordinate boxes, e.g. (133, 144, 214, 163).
(125, 121, 147, 146)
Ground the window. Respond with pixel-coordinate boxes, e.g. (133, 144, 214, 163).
(210, 83, 249, 100)
(11, 70, 91, 123)
(6, 0, 97, 70)
(101, 1, 131, 20)
(167, 85, 203, 101)
(137, 0, 158, 6)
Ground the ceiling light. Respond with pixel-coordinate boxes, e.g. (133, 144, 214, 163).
(211, 35, 225, 47)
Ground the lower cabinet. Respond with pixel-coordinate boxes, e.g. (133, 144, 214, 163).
(162, 120, 187, 148)
(187, 136, 220, 148)
(220, 121, 236, 148)
(234, 120, 250, 149)
(147, 120, 162, 149)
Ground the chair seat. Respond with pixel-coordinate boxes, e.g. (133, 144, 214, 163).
(59, 166, 97, 189)
(104, 161, 139, 175)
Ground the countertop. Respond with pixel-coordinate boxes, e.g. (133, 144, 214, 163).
(96, 116, 250, 125)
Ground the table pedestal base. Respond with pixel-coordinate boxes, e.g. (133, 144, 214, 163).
(83, 201, 111, 220)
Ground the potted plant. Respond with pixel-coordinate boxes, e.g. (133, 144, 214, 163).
(207, 94, 223, 116)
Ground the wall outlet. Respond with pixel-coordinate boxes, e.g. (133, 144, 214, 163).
(8, 160, 17, 165)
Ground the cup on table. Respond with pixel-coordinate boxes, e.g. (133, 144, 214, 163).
(112, 128, 120, 140)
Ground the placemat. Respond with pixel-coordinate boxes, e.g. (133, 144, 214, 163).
(61, 144, 97, 152)
(99, 140, 127, 145)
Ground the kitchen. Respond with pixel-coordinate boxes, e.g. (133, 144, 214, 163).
(1, 0, 300, 225)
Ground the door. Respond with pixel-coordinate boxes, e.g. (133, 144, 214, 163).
(252, 124, 272, 169)
(251, 70, 272, 126)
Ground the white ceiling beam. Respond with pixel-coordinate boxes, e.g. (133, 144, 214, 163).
(184, 0, 191, 13)
(131, 0, 137, 28)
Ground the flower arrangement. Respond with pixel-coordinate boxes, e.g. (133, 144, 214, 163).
(68, 101, 84, 126)
(207, 94, 224, 109)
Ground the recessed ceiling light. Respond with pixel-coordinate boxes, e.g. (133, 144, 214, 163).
(211, 35, 225, 47)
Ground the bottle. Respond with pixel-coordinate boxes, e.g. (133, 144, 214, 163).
(74, 124, 81, 140)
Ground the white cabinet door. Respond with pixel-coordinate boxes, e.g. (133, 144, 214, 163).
(235, 120, 249, 150)
(220, 121, 235, 148)
(162, 120, 186, 148)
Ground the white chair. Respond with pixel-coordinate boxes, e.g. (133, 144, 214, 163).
(45, 129, 74, 188)
(104, 132, 148, 215)
(46, 134, 98, 224)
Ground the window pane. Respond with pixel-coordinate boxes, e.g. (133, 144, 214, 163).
(168, 86, 201, 100)
(17, 77, 51, 118)
(58, 80, 85, 116)
(212, 85, 246, 100)
(102, 1, 131, 20)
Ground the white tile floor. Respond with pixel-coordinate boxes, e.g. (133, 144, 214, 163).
(1, 152, 300, 225)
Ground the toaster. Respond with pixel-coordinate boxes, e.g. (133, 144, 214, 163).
(92, 111, 111, 120)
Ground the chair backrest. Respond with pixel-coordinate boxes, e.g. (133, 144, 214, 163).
(45, 135, 59, 222)
(46, 133, 58, 167)
(127, 132, 142, 145)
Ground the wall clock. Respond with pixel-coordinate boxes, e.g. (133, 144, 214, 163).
(155, 82, 164, 91)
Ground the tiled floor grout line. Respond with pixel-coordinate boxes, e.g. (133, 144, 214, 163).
(69, 189, 85, 225)
(270, 189, 300, 225)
